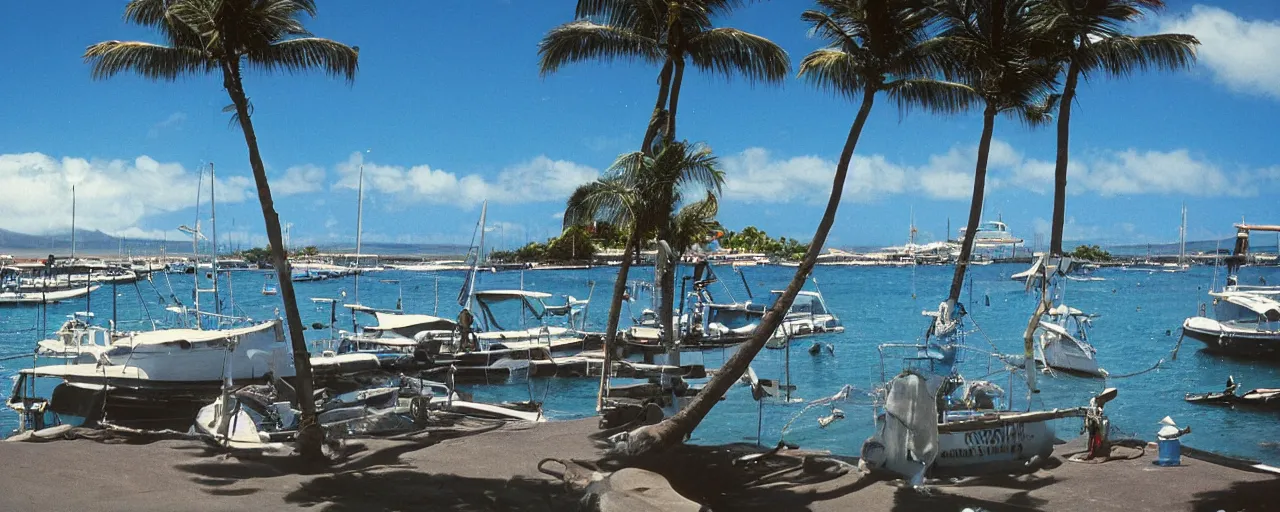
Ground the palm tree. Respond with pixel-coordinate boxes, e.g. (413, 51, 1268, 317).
(1033, 0, 1198, 256)
(84, 0, 358, 459)
(564, 140, 723, 411)
(613, 0, 973, 454)
(932, 0, 1059, 308)
(540, 0, 788, 358)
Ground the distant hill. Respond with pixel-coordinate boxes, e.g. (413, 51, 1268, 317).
(0, 228, 468, 258)
(0, 228, 192, 256)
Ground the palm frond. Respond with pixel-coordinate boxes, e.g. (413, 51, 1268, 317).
(798, 48, 868, 101)
(83, 41, 214, 81)
(538, 20, 663, 76)
(1079, 33, 1198, 78)
(245, 37, 359, 83)
(564, 178, 637, 229)
(1012, 93, 1062, 128)
(884, 78, 978, 116)
(686, 27, 790, 83)
(669, 192, 720, 253)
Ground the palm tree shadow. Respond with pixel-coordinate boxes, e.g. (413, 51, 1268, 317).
(284, 470, 578, 511)
(891, 487, 1040, 512)
(1190, 478, 1280, 512)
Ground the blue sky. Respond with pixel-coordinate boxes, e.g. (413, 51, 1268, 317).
(1, 1, 1279, 251)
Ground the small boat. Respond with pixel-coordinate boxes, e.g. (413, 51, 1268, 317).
(1035, 304, 1102, 376)
(1185, 376, 1280, 410)
(261, 274, 278, 296)
(0, 284, 101, 305)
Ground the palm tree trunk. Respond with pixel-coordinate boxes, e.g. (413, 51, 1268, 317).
(641, 59, 675, 153)
(657, 237, 678, 370)
(220, 58, 323, 459)
(947, 104, 998, 305)
(625, 88, 878, 452)
(1049, 59, 1079, 257)
(597, 228, 641, 411)
(666, 58, 686, 142)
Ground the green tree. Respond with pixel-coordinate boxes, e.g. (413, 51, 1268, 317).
(623, 0, 970, 453)
(1035, 0, 1198, 256)
(1070, 244, 1112, 262)
(85, 0, 358, 459)
(546, 226, 598, 261)
(564, 140, 723, 411)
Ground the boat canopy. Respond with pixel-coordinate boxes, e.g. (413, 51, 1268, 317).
(116, 321, 281, 347)
(1217, 293, 1280, 321)
(368, 311, 456, 334)
(474, 290, 553, 301)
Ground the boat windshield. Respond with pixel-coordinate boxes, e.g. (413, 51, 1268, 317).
(764, 292, 828, 316)
(474, 294, 548, 331)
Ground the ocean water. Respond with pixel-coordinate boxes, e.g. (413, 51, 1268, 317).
(2, 263, 1278, 465)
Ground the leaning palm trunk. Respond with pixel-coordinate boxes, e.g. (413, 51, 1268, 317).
(220, 57, 323, 459)
(657, 239, 678, 369)
(1049, 58, 1079, 258)
(618, 89, 878, 453)
(598, 229, 641, 411)
(641, 60, 675, 152)
(947, 104, 998, 305)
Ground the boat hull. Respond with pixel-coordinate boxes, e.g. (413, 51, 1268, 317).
(1182, 317, 1280, 359)
(1038, 332, 1102, 377)
(933, 420, 1055, 477)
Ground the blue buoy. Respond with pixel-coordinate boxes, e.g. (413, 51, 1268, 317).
(1154, 438, 1181, 466)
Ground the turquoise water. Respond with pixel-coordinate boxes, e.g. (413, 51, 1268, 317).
(2, 264, 1278, 464)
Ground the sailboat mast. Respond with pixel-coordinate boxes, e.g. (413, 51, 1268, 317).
(354, 163, 364, 305)
(463, 201, 487, 311)
(1179, 204, 1187, 265)
(210, 163, 222, 318)
(192, 166, 203, 326)
(71, 185, 76, 260)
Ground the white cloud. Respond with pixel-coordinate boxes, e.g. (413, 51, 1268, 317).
(1159, 5, 1280, 99)
(1006, 147, 1266, 197)
(274, 164, 325, 195)
(719, 140, 1274, 203)
(720, 148, 908, 203)
(332, 152, 598, 207)
(0, 152, 253, 235)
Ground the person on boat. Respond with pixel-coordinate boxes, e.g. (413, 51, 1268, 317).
(457, 308, 477, 352)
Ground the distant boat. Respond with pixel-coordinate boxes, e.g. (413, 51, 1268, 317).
(261, 274, 278, 295)
(957, 219, 1024, 248)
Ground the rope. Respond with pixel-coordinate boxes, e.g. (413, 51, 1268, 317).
(1103, 332, 1185, 381)
(964, 313, 1004, 355)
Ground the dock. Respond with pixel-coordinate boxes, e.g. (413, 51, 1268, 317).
(0, 419, 1274, 511)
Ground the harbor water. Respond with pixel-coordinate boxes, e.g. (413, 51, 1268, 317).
(2, 263, 1278, 465)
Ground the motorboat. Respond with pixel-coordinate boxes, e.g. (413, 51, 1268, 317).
(958, 220, 1024, 248)
(764, 289, 844, 349)
(1182, 291, 1280, 358)
(1181, 223, 1280, 359)
(1035, 304, 1102, 376)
